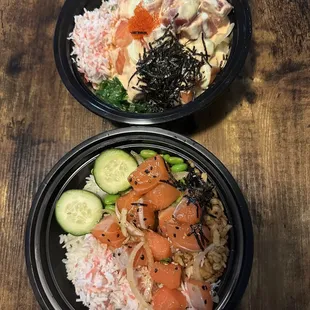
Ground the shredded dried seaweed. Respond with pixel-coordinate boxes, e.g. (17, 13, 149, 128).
(130, 27, 208, 109)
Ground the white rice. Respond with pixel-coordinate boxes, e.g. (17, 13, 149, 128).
(69, 0, 119, 84)
(83, 174, 106, 200)
(60, 234, 139, 310)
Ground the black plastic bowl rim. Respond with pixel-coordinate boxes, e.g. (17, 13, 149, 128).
(25, 127, 253, 310)
(54, 0, 252, 125)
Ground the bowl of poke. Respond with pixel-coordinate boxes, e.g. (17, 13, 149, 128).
(25, 127, 253, 310)
(54, 0, 252, 124)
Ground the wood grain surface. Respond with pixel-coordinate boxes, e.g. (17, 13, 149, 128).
(0, 0, 309, 309)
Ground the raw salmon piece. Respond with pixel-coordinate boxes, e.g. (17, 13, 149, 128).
(128, 155, 170, 195)
(158, 206, 176, 236)
(150, 262, 182, 289)
(128, 205, 156, 230)
(146, 230, 172, 261)
(144, 183, 180, 211)
(152, 287, 187, 310)
(173, 197, 201, 225)
(92, 215, 125, 248)
(117, 190, 142, 212)
(114, 19, 133, 48)
(125, 243, 148, 267)
(166, 220, 210, 252)
(185, 279, 213, 310)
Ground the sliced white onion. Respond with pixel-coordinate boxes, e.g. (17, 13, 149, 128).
(115, 202, 121, 220)
(143, 242, 154, 302)
(116, 202, 145, 237)
(131, 150, 144, 165)
(193, 244, 215, 280)
(138, 207, 147, 230)
(127, 242, 152, 309)
(121, 208, 129, 238)
(102, 209, 115, 215)
(172, 171, 189, 181)
(200, 63, 212, 89)
(212, 22, 235, 46)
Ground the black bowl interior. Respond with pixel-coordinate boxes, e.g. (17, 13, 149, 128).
(54, 0, 252, 125)
(25, 127, 253, 310)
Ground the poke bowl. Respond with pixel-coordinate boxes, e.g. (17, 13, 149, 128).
(25, 127, 253, 310)
(54, 0, 252, 125)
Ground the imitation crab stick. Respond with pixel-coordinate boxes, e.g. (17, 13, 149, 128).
(152, 287, 187, 310)
(144, 182, 180, 211)
(150, 262, 182, 289)
(128, 155, 169, 194)
(145, 230, 172, 261)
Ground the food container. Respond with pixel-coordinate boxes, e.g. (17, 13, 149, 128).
(54, 0, 252, 125)
(25, 127, 253, 309)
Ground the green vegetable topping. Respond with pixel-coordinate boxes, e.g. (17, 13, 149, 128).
(104, 194, 120, 205)
(160, 257, 172, 264)
(167, 156, 184, 165)
(105, 204, 116, 212)
(96, 77, 127, 109)
(140, 149, 157, 159)
(163, 154, 170, 162)
(171, 163, 188, 172)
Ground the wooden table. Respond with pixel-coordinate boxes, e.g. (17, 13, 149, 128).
(0, 0, 309, 309)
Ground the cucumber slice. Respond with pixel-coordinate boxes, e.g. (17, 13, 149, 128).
(94, 149, 138, 194)
(55, 189, 103, 235)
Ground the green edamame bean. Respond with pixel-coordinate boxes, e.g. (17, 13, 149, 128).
(167, 156, 184, 165)
(163, 154, 170, 162)
(104, 194, 120, 205)
(105, 204, 115, 212)
(171, 163, 188, 172)
(140, 149, 157, 159)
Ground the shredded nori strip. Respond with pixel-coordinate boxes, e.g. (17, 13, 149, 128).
(131, 202, 148, 206)
(130, 27, 208, 110)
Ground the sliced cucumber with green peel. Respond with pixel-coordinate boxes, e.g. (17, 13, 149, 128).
(94, 149, 138, 194)
(55, 189, 103, 235)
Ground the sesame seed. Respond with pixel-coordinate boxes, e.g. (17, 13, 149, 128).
(128, 245, 132, 249)
(143, 218, 147, 221)
(204, 300, 207, 304)
(118, 253, 121, 256)
(173, 233, 177, 238)
(154, 268, 158, 273)
(150, 166, 153, 170)
(102, 233, 105, 237)
(140, 254, 145, 260)
(117, 234, 120, 238)
(176, 226, 180, 230)
(134, 181, 138, 185)
(107, 239, 111, 242)
(113, 253, 116, 257)
(175, 267, 178, 270)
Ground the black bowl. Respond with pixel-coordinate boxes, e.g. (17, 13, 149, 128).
(54, 0, 252, 125)
(25, 127, 253, 309)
